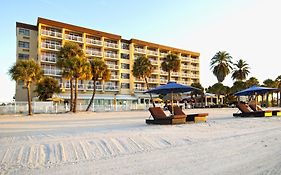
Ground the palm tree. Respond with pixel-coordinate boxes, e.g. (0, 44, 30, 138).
(263, 79, 277, 107)
(275, 75, 281, 107)
(35, 76, 60, 101)
(86, 58, 111, 111)
(161, 53, 180, 81)
(57, 42, 85, 112)
(210, 51, 233, 83)
(231, 59, 250, 81)
(8, 59, 42, 115)
(246, 77, 260, 88)
(132, 56, 155, 107)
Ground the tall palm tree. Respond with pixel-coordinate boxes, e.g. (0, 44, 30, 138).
(246, 77, 260, 88)
(161, 53, 180, 81)
(8, 59, 42, 115)
(210, 51, 233, 83)
(231, 59, 250, 81)
(132, 56, 155, 107)
(86, 58, 111, 111)
(57, 42, 85, 112)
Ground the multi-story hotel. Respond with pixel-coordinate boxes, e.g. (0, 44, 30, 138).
(15, 17, 200, 106)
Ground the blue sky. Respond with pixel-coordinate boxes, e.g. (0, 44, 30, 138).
(1, 0, 281, 102)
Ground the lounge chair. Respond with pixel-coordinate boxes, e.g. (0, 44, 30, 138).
(167, 105, 208, 122)
(249, 103, 281, 116)
(146, 107, 186, 125)
(233, 103, 272, 117)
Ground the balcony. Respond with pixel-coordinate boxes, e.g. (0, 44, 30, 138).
(107, 64, 119, 70)
(189, 66, 199, 71)
(134, 48, 145, 54)
(110, 74, 119, 80)
(41, 29, 62, 38)
(160, 71, 168, 75)
(43, 68, 62, 76)
(150, 60, 158, 65)
(41, 55, 56, 63)
(134, 87, 146, 92)
(86, 50, 102, 57)
(148, 78, 158, 83)
(65, 34, 83, 42)
(160, 79, 168, 84)
(191, 58, 199, 63)
(191, 74, 199, 78)
(181, 65, 189, 69)
(135, 78, 144, 82)
(181, 56, 190, 62)
(86, 38, 102, 46)
(171, 72, 179, 76)
(105, 52, 118, 59)
(152, 70, 159, 74)
(63, 83, 86, 90)
(147, 50, 158, 56)
(104, 42, 118, 49)
(86, 84, 103, 91)
(181, 73, 188, 77)
(104, 85, 119, 91)
(160, 52, 168, 57)
(41, 43, 61, 51)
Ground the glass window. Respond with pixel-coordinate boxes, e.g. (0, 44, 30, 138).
(121, 63, 130, 69)
(18, 41, 29, 48)
(121, 43, 129, 50)
(121, 53, 129, 59)
(121, 73, 130, 79)
(18, 53, 29, 59)
(19, 28, 30, 36)
(121, 83, 130, 89)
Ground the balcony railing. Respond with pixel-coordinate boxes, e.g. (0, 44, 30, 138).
(152, 70, 159, 74)
(86, 84, 103, 91)
(147, 50, 158, 56)
(65, 34, 83, 42)
(110, 75, 119, 80)
(105, 53, 118, 59)
(134, 48, 145, 53)
(134, 87, 146, 92)
(104, 42, 118, 49)
(181, 65, 189, 69)
(104, 85, 119, 91)
(41, 43, 61, 51)
(150, 60, 158, 65)
(86, 50, 102, 57)
(41, 29, 62, 38)
(181, 73, 188, 77)
(41, 55, 56, 63)
(191, 58, 199, 63)
(86, 38, 102, 46)
(171, 72, 179, 76)
(135, 78, 144, 82)
(160, 79, 168, 84)
(160, 52, 168, 57)
(160, 71, 168, 75)
(107, 64, 119, 70)
(181, 56, 190, 62)
(148, 78, 158, 83)
(43, 68, 62, 76)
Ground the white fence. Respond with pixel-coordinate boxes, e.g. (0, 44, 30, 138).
(0, 102, 152, 115)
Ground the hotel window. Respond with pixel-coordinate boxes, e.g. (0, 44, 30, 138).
(18, 41, 29, 48)
(121, 43, 129, 50)
(121, 53, 129, 59)
(121, 73, 130, 79)
(18, 53, 29, 60)
(19, 28, 30, 36)
(121, 83, 130, 89)
(121, 63, 130, 69)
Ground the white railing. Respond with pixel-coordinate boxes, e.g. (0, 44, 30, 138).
(104, 85, 119, 91)
(191, 58, 199, 63)
(41, 43, 61, 51)
(152, 70, 159, 74)
(171, 72, 179, 76)
(41, 29, 62, 38)
(105, 52, 118, 58)
(147, 50, 158, 56)
(181, 73, 188, 77)
(160, 52, 168, 57)
(160, 79, 168, 84)
(86, 50, 102, 57)
(148, 78, 158, 83)
(86, 84, 103, 91)
(86, 38, 102, 46)
(134, 48, 145, 53)
(134, 87, 146, 92)
(135, 78, 144, 82)
(160, 71, 168, 75)
(104, 42, 118, 48)
(107, 64, 119, 69)
(110, 75, 119, 80)
(65, 34, 83, 42)
(181, 56, 190, 61)
(43, 68, 62, 76)
(41, 55, 56, 63)
(181, 65, 189, 69)
(150, 60, 158, 65)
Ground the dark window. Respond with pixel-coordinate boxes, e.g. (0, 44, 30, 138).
(19, 28, 30, 36)
(121, 53, 129, 59)
(18, 41, 29, 48)
(121, 83, 130, 89)
(121, 43, 129, 50)
(121, 63, 130, 69)
(18, 53, 29, 60)
(121, 73, 130, 79)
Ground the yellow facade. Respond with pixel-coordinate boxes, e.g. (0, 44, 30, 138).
(15, 18, 200, 104)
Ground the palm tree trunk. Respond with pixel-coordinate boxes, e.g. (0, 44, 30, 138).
(70, 79, 74, 112)
(145, 77, 155, 107)
(27, 83, 32, 116)
(86, 80, 97, 111)
(73, 78, 78, 113)
(168, 71, 171, 82)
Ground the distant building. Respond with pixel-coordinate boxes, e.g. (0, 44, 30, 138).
(15, 17, 201, 106)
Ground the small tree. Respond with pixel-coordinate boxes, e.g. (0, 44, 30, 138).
(161, 53, 180, 81)
(35, 76, 60, 101)
(132, 56, 155, 107)
(86, 58, 111, 111)
(8, 59, 42, 115)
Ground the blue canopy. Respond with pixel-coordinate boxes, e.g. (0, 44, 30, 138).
(144, 81, 200, 95)
(234, 85, 277, 96)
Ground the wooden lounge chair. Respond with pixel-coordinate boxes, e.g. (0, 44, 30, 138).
(233, 103, 272, 117)
(146, 107, 186, 125)
(249, 103, 281, 116)
(167, 105, 208, 122)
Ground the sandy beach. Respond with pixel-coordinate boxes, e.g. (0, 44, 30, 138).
(1, 108, 281, 175)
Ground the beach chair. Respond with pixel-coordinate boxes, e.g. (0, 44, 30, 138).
(167, 105, 208, 123)
(233, 103, 272, 117)
(249, 103, 281, 116)
(146, 107, 186, 125)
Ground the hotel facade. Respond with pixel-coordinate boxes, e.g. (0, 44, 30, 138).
(15, 18, 200, 106)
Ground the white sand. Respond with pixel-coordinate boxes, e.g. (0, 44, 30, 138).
(1, 108, 281, 175)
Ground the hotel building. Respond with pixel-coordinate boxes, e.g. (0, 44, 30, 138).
(15, 18, 200, 105)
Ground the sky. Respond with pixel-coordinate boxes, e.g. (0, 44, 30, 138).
(0, 0, 281, 102)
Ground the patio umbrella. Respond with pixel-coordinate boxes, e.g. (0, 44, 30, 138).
(234, 85, 278, 110)
(144, 82, 200, 114)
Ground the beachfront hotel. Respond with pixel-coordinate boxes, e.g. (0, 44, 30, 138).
(15, 17, 200, 105)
